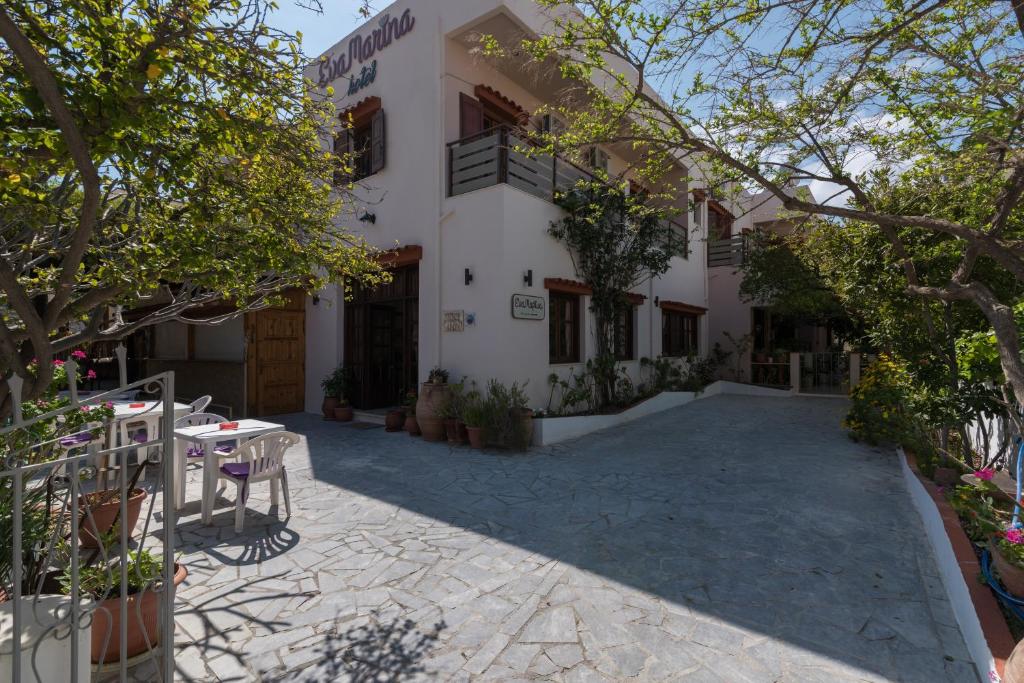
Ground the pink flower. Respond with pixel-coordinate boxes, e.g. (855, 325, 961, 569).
(104, 402, 114, 409)
(85, 369, 97, 380)
(976, 468, 995, 481)
(1006, 529, 1024, 545)
(52, 359, 64, 367)
(80, 405, 90, 413)
(71, 350, 87, 360)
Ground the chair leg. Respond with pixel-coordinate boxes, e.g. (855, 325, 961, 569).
(281, 469, 291, 518)
(234, 480, 245, 533)
(270, 477, 279, 507)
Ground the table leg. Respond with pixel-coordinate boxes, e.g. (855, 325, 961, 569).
(173, 439, 187, 511)
(201, 440, 216, 525)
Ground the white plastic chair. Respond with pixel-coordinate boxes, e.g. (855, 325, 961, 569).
(217, 431, 299, 532)
(172, 412, 229, 510)
(189, 395, 212, 413)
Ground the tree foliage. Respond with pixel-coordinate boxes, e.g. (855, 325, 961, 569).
(524, 0, 1024, 414)
(0, 0, 386, 412)
(549, 181, 676, 407)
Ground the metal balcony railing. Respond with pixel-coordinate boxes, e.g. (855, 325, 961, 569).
(707, 235, 747, 267)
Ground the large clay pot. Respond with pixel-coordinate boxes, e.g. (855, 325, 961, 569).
(79, 488, 147, 549)
(416, 382, 450, 442)
(90, 563, 187, 665)
(992, 542, 1024, 597)
(385, 410, 405, 432)
(322, 396, 339, 419)
(1005, 636, 1024, 683)
(334, 405, 354, 422)
(404, 414, 421, 436)
(456, 421, 469, 444)
(466, 427, 484, 449)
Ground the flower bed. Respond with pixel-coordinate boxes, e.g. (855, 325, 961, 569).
(901, 449, 1015, 682)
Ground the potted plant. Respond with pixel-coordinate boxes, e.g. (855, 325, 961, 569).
(403, 390, 420, 436)
(385, 408, 405, 432)
(416, 367, 450, 442)
(462, 398, 485, 449)
(63, 548, 187, 665)
(440, 381, 464, 444)
(79, 486, 148, 549)
(320, 365, 349, 419)
(991, 527, 1024, 597)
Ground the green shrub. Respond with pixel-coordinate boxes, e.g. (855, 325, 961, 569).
(844, 354, 918, 446)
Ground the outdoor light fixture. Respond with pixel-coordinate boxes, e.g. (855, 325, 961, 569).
(465, 268, 474, 286)
(654, 296, 660, 306)
(523, 269, 533, 287)
(359, 211, 376, 224)
(312, 296, 320, 306)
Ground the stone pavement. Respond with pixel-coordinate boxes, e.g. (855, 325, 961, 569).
(144, 394, 976, 682)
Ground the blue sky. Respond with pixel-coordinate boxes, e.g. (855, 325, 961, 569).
(269, 2, 374, 57)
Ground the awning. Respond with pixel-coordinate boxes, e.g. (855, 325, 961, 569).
(377, 244, 422, 268)
(475, 85, 528, 124)
(658, 299, 707, 315)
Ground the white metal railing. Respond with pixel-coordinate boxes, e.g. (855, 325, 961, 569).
(1, 359, 176, 682)
(795, 352, 851, 395)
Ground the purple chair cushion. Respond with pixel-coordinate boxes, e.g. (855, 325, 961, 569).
(59, 432, 93, 448)
(220, 462, 250, 479)
(187, 444, 235, 459)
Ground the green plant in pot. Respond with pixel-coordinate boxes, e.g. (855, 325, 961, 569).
(417, 367, 451, 442)
(403, 389, 421, 436)
(991, 526, 1024, 598)
(62, 548, 188, 664)
(440, 380, 465, 444)
(461, 396, 486, 449)
(320, 364, 350, 419)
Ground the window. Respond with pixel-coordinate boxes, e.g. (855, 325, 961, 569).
(662, 310, 699, 358)
(614, 305, 635, 361)
(549, 292, 581, 364)
(708, 202, 734, 240)
(335, 100, 385, 184)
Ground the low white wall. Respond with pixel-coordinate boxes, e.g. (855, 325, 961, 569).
(898, 448, 997, 683)
(533, 391, 697, 446)
(700, 380, 794, 398)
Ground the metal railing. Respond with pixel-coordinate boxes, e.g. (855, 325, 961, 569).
(798, 352, 849, 395)
(447, 125, 689, 257)
(707, 235, 747, 267)
(1, 360, 176, 682)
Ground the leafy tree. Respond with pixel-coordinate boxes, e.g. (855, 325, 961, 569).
(525, 0, 1024, 414)
(0, 0, 386, 414)
(549, 181, 676, 407)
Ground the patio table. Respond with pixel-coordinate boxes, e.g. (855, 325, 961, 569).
(172, 419, 285, 523)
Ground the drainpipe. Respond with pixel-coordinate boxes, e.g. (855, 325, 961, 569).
(434, 13, 444, 378)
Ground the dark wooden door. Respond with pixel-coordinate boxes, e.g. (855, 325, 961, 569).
(245, 291, 306, 416)
(345, 265, 418, 409)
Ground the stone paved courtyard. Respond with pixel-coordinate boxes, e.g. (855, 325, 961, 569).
(151, 394, 976, 682)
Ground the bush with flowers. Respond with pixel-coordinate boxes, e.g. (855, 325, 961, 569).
(997, 528, 1024, 570)
(843, 354, 920, 446)
(947, 484, 1004, 543)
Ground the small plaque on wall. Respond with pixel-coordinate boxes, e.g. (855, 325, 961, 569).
(511, 294, 545, 320)
(443, 310, 465, 332)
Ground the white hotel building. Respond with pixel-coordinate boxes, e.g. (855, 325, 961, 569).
(144, 0, 716, 416)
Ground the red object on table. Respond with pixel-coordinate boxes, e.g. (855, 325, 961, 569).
(219, 422, 239, 431)
(129, 403, 146, 408)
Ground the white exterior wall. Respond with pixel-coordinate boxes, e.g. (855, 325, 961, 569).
(302, 0, 710, 412)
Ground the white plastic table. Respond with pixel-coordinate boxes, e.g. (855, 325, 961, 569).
(172, 419, 285, 523)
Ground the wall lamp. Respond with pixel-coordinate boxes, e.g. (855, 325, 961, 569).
(523, 269, 533, 287)
(464, 268, 474, 286)
(359, 211, 376, 224)
(654, 296, 660, 306)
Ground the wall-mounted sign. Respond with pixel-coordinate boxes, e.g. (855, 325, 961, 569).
(443, 310, 465, 333)
(317, 9, 415, 87)
(511, 294, 545, 320)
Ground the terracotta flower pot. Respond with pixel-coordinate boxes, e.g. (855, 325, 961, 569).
(334, 405, 354, 422)
(405, 414, 421, 436)
(1005, 637, 1024, 683)
(466, 426, 484, 449)
(79, 488, 147, 549)
(90, 563, 188, 665)
(444, 419, 460, 444)
(519, 409, 534, 449)
(992, 541, 1024, 597)
(456, 421, 469, 444)
(416, 382, 450, 442)
(322, 396, 339, 419)
(385, 410, 405, 432)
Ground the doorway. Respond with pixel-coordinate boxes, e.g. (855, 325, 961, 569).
(245, 290, 306, 416)
(345, 265, 419, 409)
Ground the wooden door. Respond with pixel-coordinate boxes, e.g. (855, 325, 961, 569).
(245, 291, 306, 416)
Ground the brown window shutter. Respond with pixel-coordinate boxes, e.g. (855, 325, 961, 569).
(333, 128, 353, 185)
(460, 93, 484, 138)
(370, 108, 386, 174)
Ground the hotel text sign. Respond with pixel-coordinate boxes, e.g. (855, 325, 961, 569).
(317, 9, 415, 88)
(511, 294, 545, 321)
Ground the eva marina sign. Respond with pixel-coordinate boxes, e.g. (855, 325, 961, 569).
(317, 9, 415, 88)
(511, 294, 545, 321)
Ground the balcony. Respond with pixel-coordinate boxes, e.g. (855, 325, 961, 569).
(707, 235, 747, 267)
(446, 125, 689, 257)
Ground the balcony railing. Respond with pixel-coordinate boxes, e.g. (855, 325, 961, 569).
(447, 125, 689, 257)
(707, 235, 747, 267)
